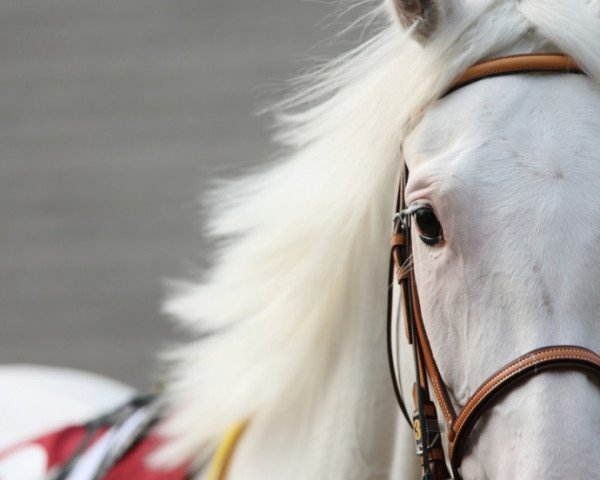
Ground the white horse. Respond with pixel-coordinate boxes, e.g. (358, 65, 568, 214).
(2, 0, 600, 479)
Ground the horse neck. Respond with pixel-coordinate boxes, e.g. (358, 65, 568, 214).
(225, 293, 418, 480)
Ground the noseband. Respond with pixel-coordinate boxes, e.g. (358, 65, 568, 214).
(387, 53, 600, 480)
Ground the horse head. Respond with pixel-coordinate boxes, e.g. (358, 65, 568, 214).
(394, 1, 600, 478)
(157, 2, 600, 479)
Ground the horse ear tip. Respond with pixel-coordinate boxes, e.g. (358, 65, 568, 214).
(391, 0, 440, 43)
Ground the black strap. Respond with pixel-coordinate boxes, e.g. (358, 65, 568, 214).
(49, 394, 159, 480)
(387, 163, 412, 427)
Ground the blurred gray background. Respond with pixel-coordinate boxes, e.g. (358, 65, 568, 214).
(0, 0, 365, 389)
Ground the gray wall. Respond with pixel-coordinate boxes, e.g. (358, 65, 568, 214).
(0, 1, 357, 389)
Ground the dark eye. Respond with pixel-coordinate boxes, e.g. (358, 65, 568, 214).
(414, 207, 443, 246)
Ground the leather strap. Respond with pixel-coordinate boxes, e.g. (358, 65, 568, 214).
(448, 346, 600, 475)
(446, 53, 583, 95)
(409, 271, 457, 427)
(392, 166, 451, 480)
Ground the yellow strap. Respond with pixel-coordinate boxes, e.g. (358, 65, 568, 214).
(207, 422, 248, 480)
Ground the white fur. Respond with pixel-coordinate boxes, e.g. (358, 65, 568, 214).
(156, 1, 600, 479)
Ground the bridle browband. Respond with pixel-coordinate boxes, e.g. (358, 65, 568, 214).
(387, 54, 600, 480)
(446, 53, 582, 94)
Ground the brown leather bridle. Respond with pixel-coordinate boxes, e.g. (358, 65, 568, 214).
(387, 53, 600, 480)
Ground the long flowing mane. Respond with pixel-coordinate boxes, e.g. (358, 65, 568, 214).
(155, 0, 600, 469)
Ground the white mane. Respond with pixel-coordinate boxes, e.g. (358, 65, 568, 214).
(155, 0, 600, 468)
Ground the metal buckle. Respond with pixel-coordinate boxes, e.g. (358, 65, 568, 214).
(413, 414, 424, 455)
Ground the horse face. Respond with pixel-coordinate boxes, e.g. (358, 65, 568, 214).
(403, 73, 600, 478)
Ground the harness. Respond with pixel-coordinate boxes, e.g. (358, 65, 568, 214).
(388, 53, 600, 480)
(0, 395, 193, 480)
(0, 395, 243, 480)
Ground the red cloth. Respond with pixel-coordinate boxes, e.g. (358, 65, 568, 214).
(1, 425, 190, 480)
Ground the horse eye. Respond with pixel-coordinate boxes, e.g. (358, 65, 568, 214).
(414, 207, 443, 246)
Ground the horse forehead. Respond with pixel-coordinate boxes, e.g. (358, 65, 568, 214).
(404, 74, 600, 176)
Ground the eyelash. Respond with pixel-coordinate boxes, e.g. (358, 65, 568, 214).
(402, 204, 444, 246)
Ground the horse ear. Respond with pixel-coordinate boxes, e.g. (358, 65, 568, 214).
(391, 0, 443, 43)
